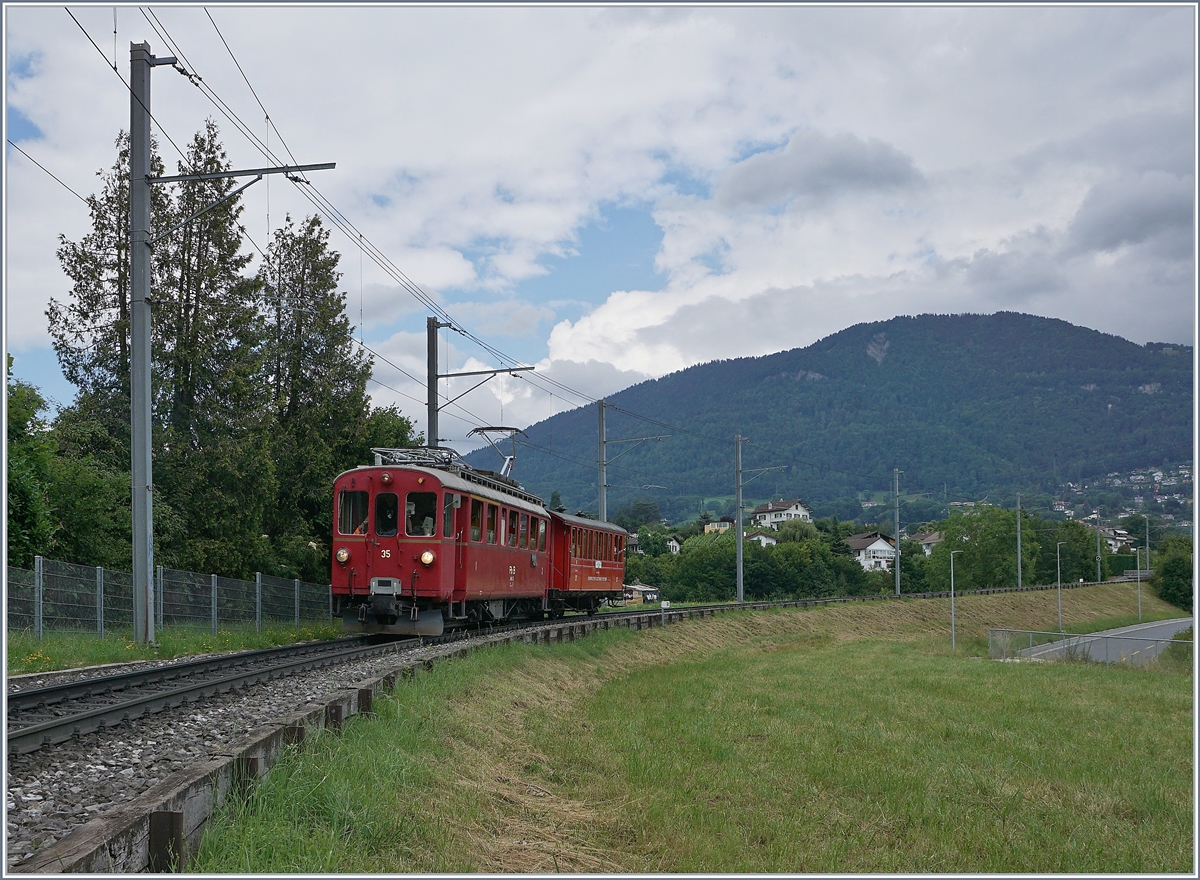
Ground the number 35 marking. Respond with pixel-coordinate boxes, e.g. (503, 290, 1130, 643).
(380, 549, 391, 558)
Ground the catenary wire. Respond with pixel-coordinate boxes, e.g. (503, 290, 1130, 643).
(65, 7, 194, 171)
(6, 141, 90, 204)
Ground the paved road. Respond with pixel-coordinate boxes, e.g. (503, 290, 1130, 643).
(1025, 617, 1193, 666)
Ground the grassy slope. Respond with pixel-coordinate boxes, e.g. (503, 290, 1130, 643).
(191, 583, 1193, 873)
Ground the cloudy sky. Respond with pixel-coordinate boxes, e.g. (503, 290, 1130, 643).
(5, 4, 1196, 450)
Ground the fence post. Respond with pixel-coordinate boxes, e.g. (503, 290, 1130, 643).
(294, 579, 300, 627)
(329, 586, 333, 620)
(34, 555, 43, 640)
(211, 574, 218, 636)
(156, 565, 164, 630)
(256, 572, 262, 633)
(96, 566, 105, 639)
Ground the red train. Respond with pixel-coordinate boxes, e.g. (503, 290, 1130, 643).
(330, 448, 627, 636)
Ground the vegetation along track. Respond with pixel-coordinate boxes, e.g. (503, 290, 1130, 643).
(6, 636, 413, 755)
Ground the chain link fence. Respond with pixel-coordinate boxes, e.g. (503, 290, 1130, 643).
(8, 556, 333, 638)
(989, 627, 1192, 667)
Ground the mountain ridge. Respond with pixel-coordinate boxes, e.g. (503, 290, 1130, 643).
(463, 312, 1193, 520)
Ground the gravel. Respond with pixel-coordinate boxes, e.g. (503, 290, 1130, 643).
(4, 638, 449, 870)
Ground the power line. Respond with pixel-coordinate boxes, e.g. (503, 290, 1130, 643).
(6, 140, 88, 204)
(64, 7, 194, 170)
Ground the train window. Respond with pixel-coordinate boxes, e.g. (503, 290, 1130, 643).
(442, 494, 456, 538)
(376, 493, 399, 537)
(507, 510, 519, 547)
(615, 535, 624, 557)
(406, 492, 437, 536)
(338, 490, 369, 535)
(519, 513, 529, 549)
(537, 519, 547, 552)
(487, 504, 498, 544)
(470, 499, 483, 542)
(586, 530, 594, 560)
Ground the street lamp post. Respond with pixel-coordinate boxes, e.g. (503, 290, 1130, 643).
(950, 549, 963, 649)
(1056, 541, 1066, 632)
(1134, 547, 1142, 622)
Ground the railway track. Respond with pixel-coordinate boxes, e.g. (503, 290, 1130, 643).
(6, 636, 417, 755)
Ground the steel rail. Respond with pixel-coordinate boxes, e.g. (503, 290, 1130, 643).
(6, 637, 372, 712)
(7, 637, 416, 754)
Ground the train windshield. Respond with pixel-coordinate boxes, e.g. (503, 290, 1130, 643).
(338, 490, 369, 535)
(376, 493, 399, 537)
(406, 492, 438, 536)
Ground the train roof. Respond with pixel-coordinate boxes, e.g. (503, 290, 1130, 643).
(551, 509, 629, 535)
(336, 453, 546, 514)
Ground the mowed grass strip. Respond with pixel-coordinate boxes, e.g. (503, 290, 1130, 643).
(7, 622, 344, 675)
(191, 584, 1192, 873)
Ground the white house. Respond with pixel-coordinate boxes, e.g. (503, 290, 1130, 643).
(911, 530, 943, 557)
(845, 532, 896, 572)
(744, 530, 778, 548)
(1100, 527, 1135, 553)
(666, 536, 682, 555)
(750, 499, 813, 528)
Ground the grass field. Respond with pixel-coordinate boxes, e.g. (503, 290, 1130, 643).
(190, 582, 1193, 873)
(5, 622, 342, 675)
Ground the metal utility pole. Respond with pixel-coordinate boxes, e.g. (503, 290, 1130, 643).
(893, 468, 901, 596)
(427, 316, 449, 448)
(735, 438, 786, 605)
(1095, 510, 1102, 583)
(128, 42, 335, 644)
(425, 317, 533, 451)
(595, 408, 667, 524)
(598, 400, 607, 521)
(1016, 493, 1022, 589)
(736, 435, 744, 603)
(130, 42, 175, 645)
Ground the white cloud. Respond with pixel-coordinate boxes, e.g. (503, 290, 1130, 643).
(4, 4, 1193, 442)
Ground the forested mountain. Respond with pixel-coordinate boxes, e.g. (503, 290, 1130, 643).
(466, 313, 1192, 521)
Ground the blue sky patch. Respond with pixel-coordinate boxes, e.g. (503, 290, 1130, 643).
(7, 51, 40, 80)
(511, 203, 665, 314)
(7, 106, 42, 142)
(431, 203, 667, 365)
(661, 168, 710, 199)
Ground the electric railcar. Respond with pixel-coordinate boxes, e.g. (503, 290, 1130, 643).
(330, 448, 626, 636)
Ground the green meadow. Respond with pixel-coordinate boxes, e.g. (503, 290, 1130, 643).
(190, 583, 1192, 873)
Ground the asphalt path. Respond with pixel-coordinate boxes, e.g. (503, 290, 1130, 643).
(1024, 617, 1193, 666)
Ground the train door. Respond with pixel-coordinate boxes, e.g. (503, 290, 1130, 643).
(375, 487, 400, 565)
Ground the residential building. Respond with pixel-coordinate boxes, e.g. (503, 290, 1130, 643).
(1100, 527, 1135, 553)
(845, 532, 897, 572)
(744, 530, 778, 548)
(704, 521, 732, 534)
(911, 530, 943, 557)
(750, 498, 813, 528)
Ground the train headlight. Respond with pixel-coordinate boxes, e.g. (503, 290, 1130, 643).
(420, 550, 435, 566)
(336, 547, 350, 564)
(381, 472, 392, 484)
